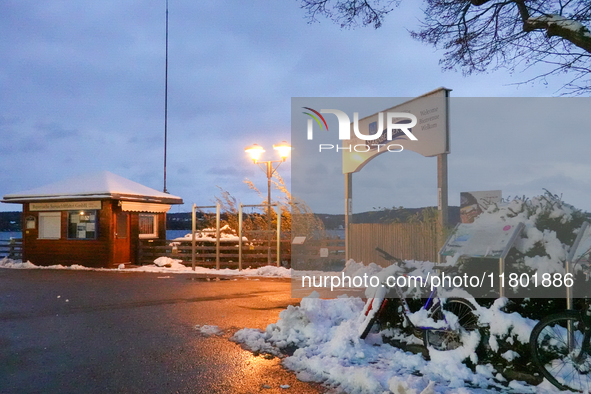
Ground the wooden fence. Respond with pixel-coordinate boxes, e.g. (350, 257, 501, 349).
(138, 236, 292, 269)
(137, 221, 438, 269)
(0, 238, 23, 260)
(350, 222, 438, 265)
(290, 238, 346, 270)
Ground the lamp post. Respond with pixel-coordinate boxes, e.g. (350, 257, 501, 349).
(245, 141, 291, 265)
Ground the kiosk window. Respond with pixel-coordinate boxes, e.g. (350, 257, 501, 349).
(39, 212, 61, 239)
(116, 213, 128, 238)
(68, 210, 97, 239)
(139, 213, 158, 239)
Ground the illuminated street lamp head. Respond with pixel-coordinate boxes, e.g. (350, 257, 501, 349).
(273, 141, 292, 162)
(245, 144, 265, 163)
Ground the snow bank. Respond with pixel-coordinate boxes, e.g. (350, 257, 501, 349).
(231, 293, 559, 393)
(0, 257, 291, 278)
(0, 257, 92, 271)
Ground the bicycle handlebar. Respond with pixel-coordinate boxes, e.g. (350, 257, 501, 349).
(375, 247, 405, 264)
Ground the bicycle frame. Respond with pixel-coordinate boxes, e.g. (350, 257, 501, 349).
(379, 275, 455, 332)
(373, 247, 459, 332)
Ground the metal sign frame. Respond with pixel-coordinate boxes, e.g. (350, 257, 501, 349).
(439, 222, 525, 297)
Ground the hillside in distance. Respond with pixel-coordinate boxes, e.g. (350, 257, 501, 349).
(0, 207, 460, 232)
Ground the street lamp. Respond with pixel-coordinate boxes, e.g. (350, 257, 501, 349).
(245, 141, 291, 265)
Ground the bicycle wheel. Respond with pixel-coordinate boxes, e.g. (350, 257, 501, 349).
(530, 311, 591, 392)
(423, 298, 479, 351)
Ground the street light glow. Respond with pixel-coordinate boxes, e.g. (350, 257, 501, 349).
(244, 144, 265, 163)
(273, 141, 292, 161)
(244, 141, 291, 265)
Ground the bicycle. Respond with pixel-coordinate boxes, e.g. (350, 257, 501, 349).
(359, 247, 479, 352)
(529, 251, 591, 392)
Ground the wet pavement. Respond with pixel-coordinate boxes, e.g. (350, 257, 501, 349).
(0, 269, 324, 393)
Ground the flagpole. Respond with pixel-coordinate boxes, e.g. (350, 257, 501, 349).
(163, 0, 169, 193)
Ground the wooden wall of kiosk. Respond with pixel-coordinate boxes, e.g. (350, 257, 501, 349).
(21, 200, 166, 268)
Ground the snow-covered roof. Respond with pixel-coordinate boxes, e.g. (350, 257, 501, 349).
(2, 171, 183, 205)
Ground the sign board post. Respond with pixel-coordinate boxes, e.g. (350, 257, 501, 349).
(345, 172, 352, 262)
(437, 154, 448, 251)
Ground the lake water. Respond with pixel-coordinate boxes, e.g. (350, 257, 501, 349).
(0, 229, 343, 241)
(0, 230, 191, 241)
(0, 232, 22, 241)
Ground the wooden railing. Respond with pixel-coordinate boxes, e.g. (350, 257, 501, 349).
(0, 238, 23, 260)
(138, 238, 292, 269)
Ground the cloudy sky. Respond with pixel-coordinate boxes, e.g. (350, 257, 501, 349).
(1, 0, 589, 215)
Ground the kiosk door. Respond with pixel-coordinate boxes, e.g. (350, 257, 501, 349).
(113, 212, 130, 264)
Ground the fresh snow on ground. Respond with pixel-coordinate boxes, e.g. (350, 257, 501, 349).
(231, 293, 562, 394)
(0, 257, 292, 278)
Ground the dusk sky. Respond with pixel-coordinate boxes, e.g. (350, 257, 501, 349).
(1, 1, 589, 215)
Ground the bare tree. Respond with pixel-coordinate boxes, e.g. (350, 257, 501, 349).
(300, 0, 591, 94)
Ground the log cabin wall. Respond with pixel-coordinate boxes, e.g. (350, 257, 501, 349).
(22, 201, 112, 267)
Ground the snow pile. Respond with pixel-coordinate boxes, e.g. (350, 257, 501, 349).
(195, 324, 223, 336)
(0, 258, 91, 271)
(250, 265, 291, 277)
(477, 298, 537, 353)
(153, 256, 186, 269)
(232, 293, 557, 393)
(172, 224, 247, 242)
(0, 258, 38, 269)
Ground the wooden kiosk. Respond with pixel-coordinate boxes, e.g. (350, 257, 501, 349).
(1, 171, 183, 267)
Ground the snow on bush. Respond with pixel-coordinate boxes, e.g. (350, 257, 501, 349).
(453, 192, 587, 278)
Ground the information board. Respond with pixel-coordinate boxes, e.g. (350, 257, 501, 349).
(440, 222, 524, 259)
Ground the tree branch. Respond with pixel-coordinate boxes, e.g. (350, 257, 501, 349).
(524, 14, 591, 53)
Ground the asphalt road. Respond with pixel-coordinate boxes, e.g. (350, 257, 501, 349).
(0, 269, 324, 394)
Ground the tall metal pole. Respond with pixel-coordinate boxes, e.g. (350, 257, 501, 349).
(163, 0, 169, 193)
(437, 153, 448, 249)
(238, 204, 243, 271)
(267, 161, 272, 266)
(345, 173, 352, 262)
(276, 205, 281, 267)
(191, 203, 196, 271)
(215, 202, 220, 270)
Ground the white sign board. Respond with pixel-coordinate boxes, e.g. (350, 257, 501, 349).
(30, 200, 102, 211)
(440, 222, 524, 259)
(343, 87, 450, 174)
